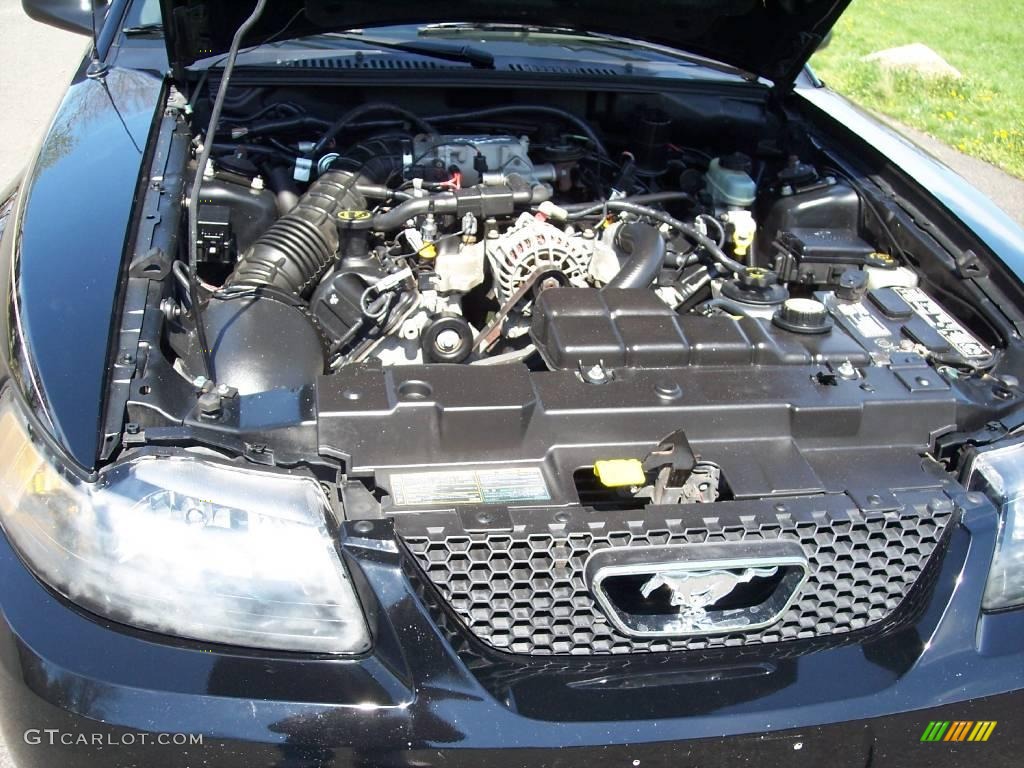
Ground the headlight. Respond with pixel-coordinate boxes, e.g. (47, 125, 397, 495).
(968, 440, 1024, 611)
(0, 389, 370, 654)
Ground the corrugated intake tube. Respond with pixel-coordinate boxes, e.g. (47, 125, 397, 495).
(227, 169, 368, 296)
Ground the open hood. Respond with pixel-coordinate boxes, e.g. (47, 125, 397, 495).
(161, 0, 850, 86)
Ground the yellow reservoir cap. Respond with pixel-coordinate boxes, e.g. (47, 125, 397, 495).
(593, 459, 646, 488)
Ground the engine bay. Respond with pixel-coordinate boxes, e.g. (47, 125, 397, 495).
(176, 91, 994, 375)
(114, 82, 1024, 517)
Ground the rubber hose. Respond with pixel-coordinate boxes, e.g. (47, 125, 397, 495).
(371, 194, 458, 231)
(567, 199, 745, 274)
(370, 182, 551, 231)
(265, 164, 300, 215)
(562, 191, 692, 212)
(606, 223, 666, 290)
(329, 136, 407, 184)
(311, 103, 436, 157)
(227, 169, 367, 296)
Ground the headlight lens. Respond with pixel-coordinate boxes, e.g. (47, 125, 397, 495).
(968, 440, 1024, 611)
(0, 389, 370, 653)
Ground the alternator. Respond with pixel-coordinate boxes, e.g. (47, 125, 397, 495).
(485, 214, 594, 303)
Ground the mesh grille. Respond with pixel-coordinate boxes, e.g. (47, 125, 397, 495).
(401, 492, 954, 655)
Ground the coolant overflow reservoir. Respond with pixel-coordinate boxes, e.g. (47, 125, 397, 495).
(706, 153, 757, 209)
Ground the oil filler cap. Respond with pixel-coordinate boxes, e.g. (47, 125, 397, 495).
(772, 297, 833, 335)
(594, 459, 646, 488)
(720, 267, 788, 306)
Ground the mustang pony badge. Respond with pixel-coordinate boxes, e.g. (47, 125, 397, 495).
(640, 567, 779, 632)
(584, 541, 810, 637)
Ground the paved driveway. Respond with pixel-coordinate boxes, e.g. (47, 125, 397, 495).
(0, 4, 85, 188)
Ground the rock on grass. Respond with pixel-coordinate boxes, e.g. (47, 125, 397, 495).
(862, 43, 962, 79)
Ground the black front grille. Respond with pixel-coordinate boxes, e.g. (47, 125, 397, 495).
(400, 491, 954, 655)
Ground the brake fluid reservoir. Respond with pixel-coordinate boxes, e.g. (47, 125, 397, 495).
(706, 154, 757, 209)
(865, 253, 919, 290)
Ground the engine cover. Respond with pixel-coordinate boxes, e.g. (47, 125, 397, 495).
(530, 288, 870, 370)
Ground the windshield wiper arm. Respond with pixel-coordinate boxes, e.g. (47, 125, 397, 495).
(420, 22, 592, 37)
(418, 22, 751, 79)
(122, 22, 163, 37)
(333, 35, 494, 69)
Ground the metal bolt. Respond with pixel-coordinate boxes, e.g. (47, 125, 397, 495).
(250, 175, 265, 191)
(121, 352, 135, 365)
(435, 328, 462, 353)
(197, 391, 222, 418)
(216, 383, 232, 396)
(836, 360, 857, 379)
(160, 298, 181, 320)
(125, 423, 140, 435)
(655, 381, 682, 399)
(582, 363, 609, 384)
(353, 520, 374, 534)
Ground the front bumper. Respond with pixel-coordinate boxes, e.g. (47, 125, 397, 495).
(2, 495, 1023, 768)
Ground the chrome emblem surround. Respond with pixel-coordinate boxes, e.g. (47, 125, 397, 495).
(585, 541, 810, 638)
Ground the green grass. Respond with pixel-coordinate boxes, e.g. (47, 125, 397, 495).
(811, 0, 1024, 177)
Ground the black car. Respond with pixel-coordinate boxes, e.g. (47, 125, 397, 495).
(2, 1, 1023, 766)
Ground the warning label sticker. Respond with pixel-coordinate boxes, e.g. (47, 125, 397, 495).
(390, 467, 551, 507)
(893, 287, 991, 361)
(837, 302, 891, 339)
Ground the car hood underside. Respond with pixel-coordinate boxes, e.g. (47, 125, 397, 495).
(160, 0, 850, 85)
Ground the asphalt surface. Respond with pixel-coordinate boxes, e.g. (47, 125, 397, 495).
(0, 8, 1023, 768)
(877, 115, 1024, 227)
(0, 6, 85, 189)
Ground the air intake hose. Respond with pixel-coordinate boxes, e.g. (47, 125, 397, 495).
(227, 169, 368, 296)
(606, 222, 666, 289)
(328, 136, 406, 185)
